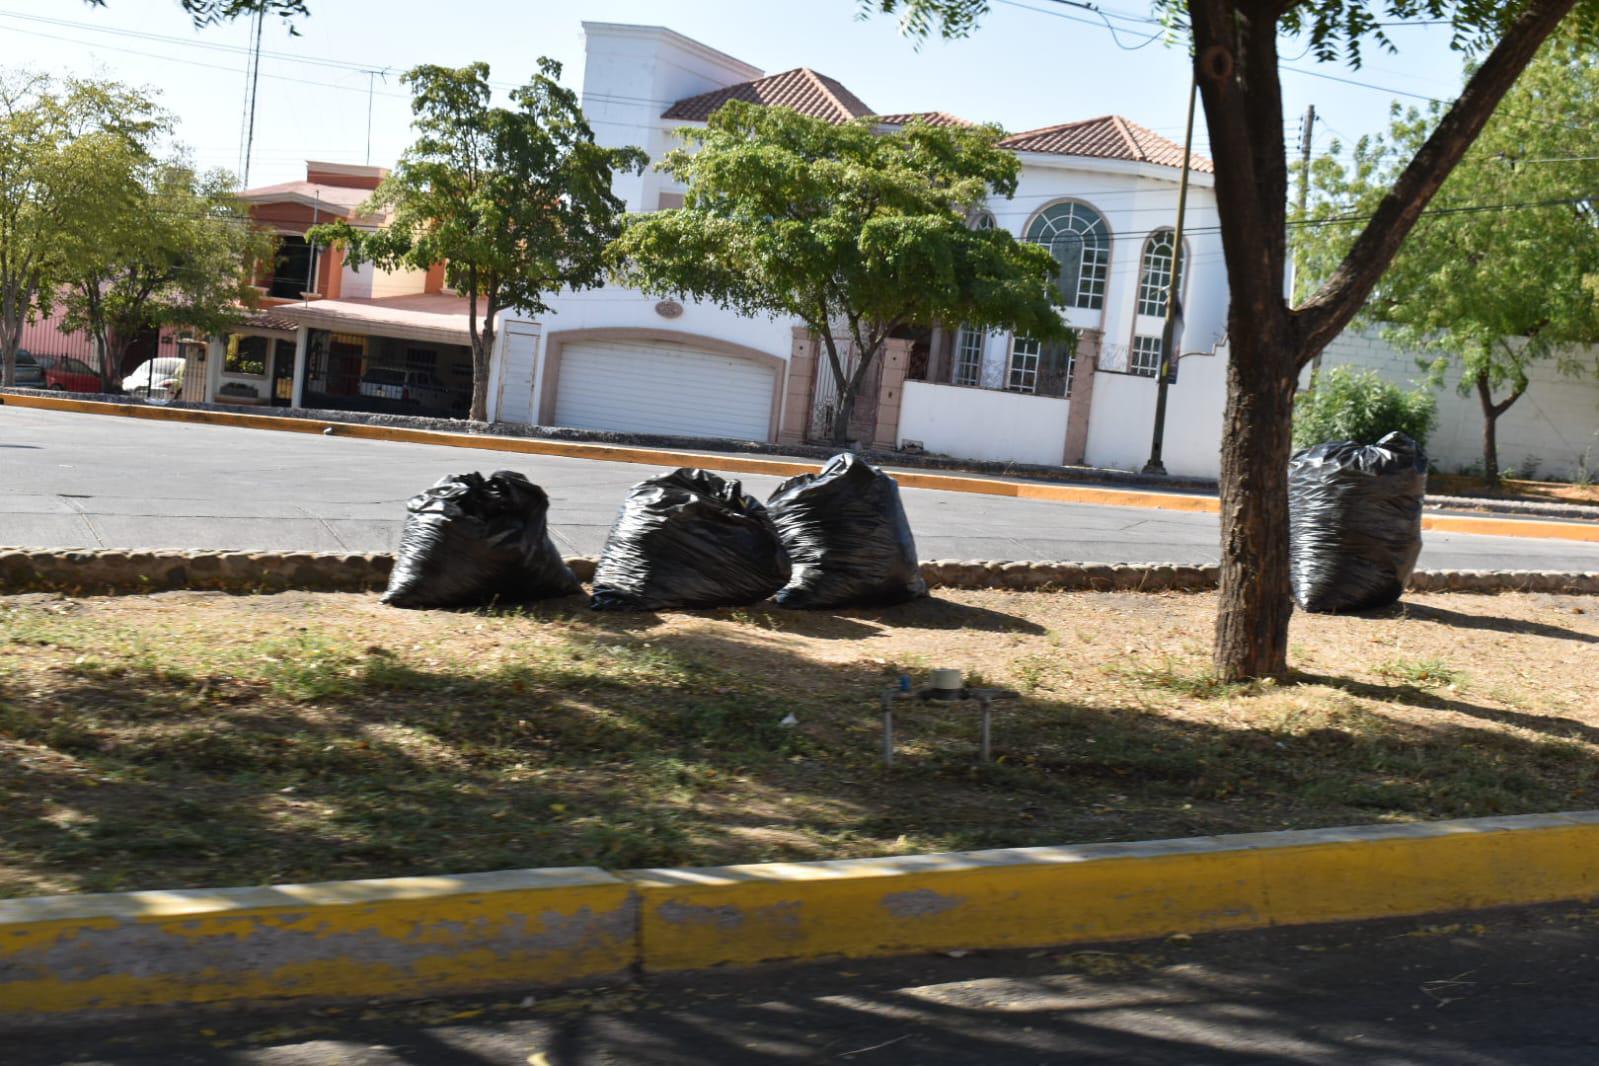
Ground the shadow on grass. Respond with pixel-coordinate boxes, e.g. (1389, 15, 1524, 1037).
(0, 612, 1593, 897)
(1396, 601, 1599, 645)
(1295, 670, 1599, 747)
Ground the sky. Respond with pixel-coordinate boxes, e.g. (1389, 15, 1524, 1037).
(2, 0, 1477, 189)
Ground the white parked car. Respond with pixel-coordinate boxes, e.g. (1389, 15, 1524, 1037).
(122, 357, 184, 399)
(358, 367, 451, 409)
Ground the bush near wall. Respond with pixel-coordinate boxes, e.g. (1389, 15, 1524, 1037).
(1294, 366, 1438, 451)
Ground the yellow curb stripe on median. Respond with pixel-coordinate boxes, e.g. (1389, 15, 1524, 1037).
(4, 812, 1599, 1018)
(6, 391, 1598, 540)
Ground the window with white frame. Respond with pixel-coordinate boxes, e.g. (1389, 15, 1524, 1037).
(1007, 335, 1041, 393)
(1136, 229, 1176, 318)
(1130, 335, 1164, 378)
(1024, 201, 1110, 310)
(969, 209, 996, 231)
(952, 326, 984, 386)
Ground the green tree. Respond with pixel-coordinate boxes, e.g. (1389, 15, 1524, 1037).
(0, 74, 163, 387)
(59, 157, 272, 392)
(865, 0, 1599, 680)
(311, 60, 646, 422)
(1296, 31, 1599, 486)
(609, 103, 1069, 444)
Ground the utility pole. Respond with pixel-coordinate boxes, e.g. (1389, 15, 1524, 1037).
(238, 8, 265, 189)
(1141, 71, 1198, 476)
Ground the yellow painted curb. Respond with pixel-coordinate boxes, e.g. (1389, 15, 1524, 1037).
(0, 868, 634, 1017)
(627, 812, 1599, 972)
(6, 392, 1598, 539)
(1421, 511, 1599, 543)
(4, 813, 1599, 1018)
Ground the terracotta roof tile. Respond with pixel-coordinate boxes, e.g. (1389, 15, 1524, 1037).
(662, 68, 874, 124)
(998, 115, 1214, 173)
(871, 111, 975, 128)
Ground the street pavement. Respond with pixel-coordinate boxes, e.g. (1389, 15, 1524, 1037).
(5, 405, 1599, 571)
(13, 902, 1599, 1064)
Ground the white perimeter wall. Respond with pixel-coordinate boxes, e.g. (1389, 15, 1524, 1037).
(1081, 351, 1227, 479)
(1317, 329, 1599, 479)
(898, 380, 1069, 465)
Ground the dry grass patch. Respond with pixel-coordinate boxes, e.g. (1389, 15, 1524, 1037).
(2, 587, 1597, 897)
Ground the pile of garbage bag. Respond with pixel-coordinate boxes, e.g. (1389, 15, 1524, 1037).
(589, 468, 792, 611)
(1288, 432, 1427, 613)
(766, 453, 927, 608)
(382, 470, 580, 609)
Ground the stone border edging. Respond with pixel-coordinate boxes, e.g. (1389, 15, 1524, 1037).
(5, 811, 1599, 1020)
(2, 548, 1597, 597)
(9, 387, 1598, 525)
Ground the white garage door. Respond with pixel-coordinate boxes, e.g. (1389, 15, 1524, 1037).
(553, 338, 777, 441)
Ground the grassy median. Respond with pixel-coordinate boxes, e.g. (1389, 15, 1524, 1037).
(2, 587, 1597, 897)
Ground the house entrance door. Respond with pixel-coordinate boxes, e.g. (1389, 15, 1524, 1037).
(270, 338, 296, 406)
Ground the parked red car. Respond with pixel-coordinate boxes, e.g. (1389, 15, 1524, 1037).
(33, 355, 102, 392)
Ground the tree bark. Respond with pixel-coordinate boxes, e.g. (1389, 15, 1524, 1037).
(1471, 378, 1496, 489)
(1214, 315, 1299, 680)
(1190, 0, 1297, 681)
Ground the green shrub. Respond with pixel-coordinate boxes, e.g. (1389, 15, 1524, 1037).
(1293, 366, 1437, 451)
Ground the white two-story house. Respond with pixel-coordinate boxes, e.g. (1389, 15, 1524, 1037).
(482, 21, 1230, 478)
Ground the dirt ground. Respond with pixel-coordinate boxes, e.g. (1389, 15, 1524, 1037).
(2, 587, 1597, 898)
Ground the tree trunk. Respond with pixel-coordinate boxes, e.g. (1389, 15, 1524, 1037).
(1474, 369, 1529, 490)
(470, 336, 491, 422)
(1213, 319, 1299, 682)
(1477, 372, 1501, 489)
(830, 387, 853, 445)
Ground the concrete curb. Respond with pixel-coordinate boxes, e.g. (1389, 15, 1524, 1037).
(6, 391, 1598, 542)
(3, 549, 1598, 597)
(5, 812, 1599, 1019)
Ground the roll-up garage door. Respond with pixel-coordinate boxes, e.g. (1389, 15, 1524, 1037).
(552, 338, 777, 441)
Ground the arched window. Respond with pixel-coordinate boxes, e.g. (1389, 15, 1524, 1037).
(1136, 229, 1179, 319)
(969, 209, 996, 231)
(1025, 201, 1109, 310)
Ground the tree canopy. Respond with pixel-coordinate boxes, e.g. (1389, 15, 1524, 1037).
(1296, 28, 1599, 484)
(0, 73, 166, 386)
(59, 156, 270, 391)
(863, 0, 1599, 679)
(609, 101, 1068, 443)
(310, 59, 646, 422)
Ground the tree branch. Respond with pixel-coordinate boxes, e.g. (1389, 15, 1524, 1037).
(1295, 0, 1578, 362)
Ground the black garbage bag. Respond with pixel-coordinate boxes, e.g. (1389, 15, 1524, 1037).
(766, 453, 928, 609)
(1288, 432, 1427, 613)
(382, 470, 580, 609)
(590, 468, 791, 611)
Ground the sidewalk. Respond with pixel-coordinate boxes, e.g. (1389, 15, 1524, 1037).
(12, 901, 1599, 1064)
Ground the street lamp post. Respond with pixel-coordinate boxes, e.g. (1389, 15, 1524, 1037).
(1142, 72, 1199, 476)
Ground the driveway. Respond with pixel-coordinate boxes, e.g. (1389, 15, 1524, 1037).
(4, 406, 1599, 572)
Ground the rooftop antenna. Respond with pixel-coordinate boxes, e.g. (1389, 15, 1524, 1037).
(364, 68, 390, 166)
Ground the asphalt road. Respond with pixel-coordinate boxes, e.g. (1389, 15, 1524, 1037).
(5, 405, 1599, 571)
(14, 903, 1599, 1064)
